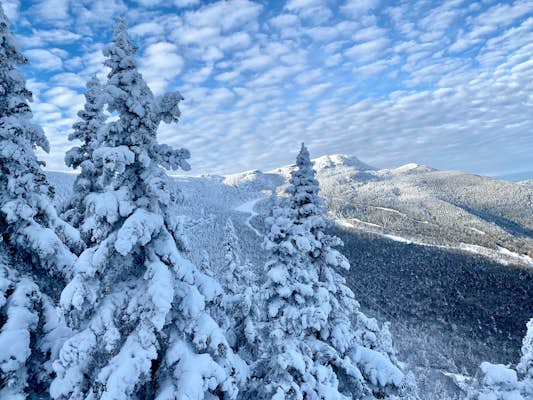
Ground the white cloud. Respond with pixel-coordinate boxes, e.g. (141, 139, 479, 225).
(9, 0, 533, 178)
(130, 22, 165, 37)
(183, 64, 214, 84)
(215, 69, 241, 83)
(285, 0, 333, 24)
(174, 0, 200, 7)
(218, 31, 251, 51)
(340, 0, 379, 16)
(184, 0, 262, 32)
(44, 86, 84, 109)
(134, 0, 165, 6)
(71, 0, 127, 32)
(25, 48, 64, 70)
(248, 64, 304, 87)
(175, 26, 220, 46)
(295, 68, 322, 85)
(140, 42, 184, 94)
(36, 29, 81, 44)
(30, 0, 70, 22)
(240, 53, 273, 71)
(353, 25, 388, 42)
(269, 13, 300, 30)
(356, 56, 399, 75)
(51, 72, 87, 88)
(450, 0, 533, 52)
(285, 0, 324, 10)
(300, 82, 331, 99)
(345, 37, 389, 62)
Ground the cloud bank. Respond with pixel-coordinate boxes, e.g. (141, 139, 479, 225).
(8, 0, 533, 178)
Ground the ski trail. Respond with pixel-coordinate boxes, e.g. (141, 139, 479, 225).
(235, 198, 262, 237)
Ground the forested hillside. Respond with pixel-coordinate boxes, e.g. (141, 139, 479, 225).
(2, 3, 532, 399)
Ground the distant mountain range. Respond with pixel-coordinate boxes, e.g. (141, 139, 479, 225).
(225, 154, 533, 268)
(49, 155, 533, 268)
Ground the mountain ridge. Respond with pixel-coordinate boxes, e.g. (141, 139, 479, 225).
(49, 155, 533, 268)
(222, 153, 533, 268)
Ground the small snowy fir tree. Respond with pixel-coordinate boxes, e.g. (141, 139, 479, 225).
(0, 4, 79, 397)
(517, 318, 533, 380)
(219, 218, 260, 359)
(51, 19, 246, 400)
(63, 76, 106, 231)
(467, 318, 533, 399)
(254, 144, 414, 399)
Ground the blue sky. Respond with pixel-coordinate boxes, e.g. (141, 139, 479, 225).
(4, 0, 533, 178)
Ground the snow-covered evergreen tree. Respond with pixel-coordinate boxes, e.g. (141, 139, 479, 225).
(0, 250, 41, 399)
(63, 76, 106, 232)
(254, 143, 414, 399)
(0, 4, 79, 397)
(51, 18, 246, 400)
(219, 218, 260, 359)
(518, 318, 533, 380)
(0, 3, 81, 275)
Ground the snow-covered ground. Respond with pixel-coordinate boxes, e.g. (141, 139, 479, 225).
(46, 156, 533, 399)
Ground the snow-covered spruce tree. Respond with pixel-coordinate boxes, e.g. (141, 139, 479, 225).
(63, 76, 106, 231)
(51, 19, 246, 400)
(0, 4, 79, 397)
(218, 218, 260, 359)
(466, 318, 533, 400)
(254, 143, 414, 399)
(0, 3, 81, 272)
(518, 318, 533, 380)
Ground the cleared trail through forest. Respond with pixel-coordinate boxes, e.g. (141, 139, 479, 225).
(234, 198, 263, 237)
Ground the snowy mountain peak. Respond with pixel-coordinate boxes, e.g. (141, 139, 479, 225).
(311, 154, 374, 171)
(394, 163, 419, 172)
(391, 163, 435, 174)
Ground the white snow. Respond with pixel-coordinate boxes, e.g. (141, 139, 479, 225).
(497, 246, 533, 267)
(350, 345, 404, 387)
(311, 154, 374, 171)
(383, 234, 413, 244)
(234, 198, 263, 237)
(350, 218, 381, 228)
(469, 227, 487, 235)
(114, 209, 163, 255)
(374, 206, 408, 217)
(480, 362, 518, 386)
(393, 163, 419, 173)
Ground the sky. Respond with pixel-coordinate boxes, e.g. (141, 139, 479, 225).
(3, 0, 533, 179)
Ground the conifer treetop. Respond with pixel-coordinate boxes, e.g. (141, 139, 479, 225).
(100, 18, 190, 172)
(65, 76, 105, 169)
(63, 76, 106, 230)
(286, 143, 324, 225)
(0, 3, 47, 151)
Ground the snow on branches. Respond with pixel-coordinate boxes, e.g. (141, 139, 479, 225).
(257, 144, 415, 399)
(52, 19, 245, 400)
